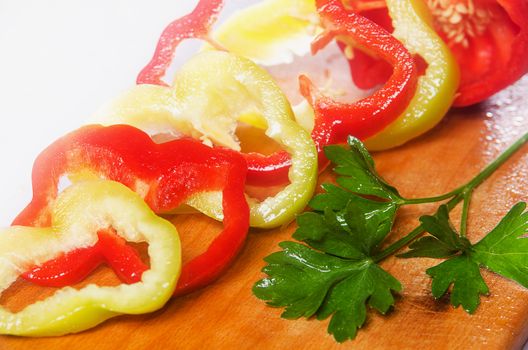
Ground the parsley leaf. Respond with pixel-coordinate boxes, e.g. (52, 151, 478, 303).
(324, 137, 401, 201)
(427, 255, 488, 313)
(408, 202, 528, 314)
(471, 202, 528, 287)
(295, 195, 397, 258)
(316, 263, 401, 342)
(398, 205, 471, 258)
(253, 190, 401, 342)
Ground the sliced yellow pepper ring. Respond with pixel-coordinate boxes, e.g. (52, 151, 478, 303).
(363, 0, 460, 150)
(93, 50, 317, 229)
(0, 180, 181, 337)
(210, 0, 318, 65)
(213, 0, 459, 151)
(210, 0, 319, 130)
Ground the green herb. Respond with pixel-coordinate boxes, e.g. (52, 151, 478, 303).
(254, 195, 400, 342)
(253, 133, 528, 343)
(414, 202, 528, 313)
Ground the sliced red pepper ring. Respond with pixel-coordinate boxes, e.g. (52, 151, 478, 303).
(0, 180, 181, 336)
(132, 0, 318, 193)
(98, 50, 317, 228)
(13, 124, 249, 296)
(243, 0, 418, 182)
(137, 0, 224, 86)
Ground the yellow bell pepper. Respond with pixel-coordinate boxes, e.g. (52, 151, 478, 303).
(0, 180, 181, 336)
(364, 0, 460, 150)
(212, 0, 459, 151)
(210, 0, 318, 65)
(94, 50, 317, 229)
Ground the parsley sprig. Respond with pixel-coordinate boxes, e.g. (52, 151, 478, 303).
(253, 133, 528, 342)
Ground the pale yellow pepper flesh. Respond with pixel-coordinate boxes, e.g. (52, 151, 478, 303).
(0, 180, 181, 337)
(213, 0, 459, 151)
(364, 0, 460, 150)
(94, 50, 317, 229)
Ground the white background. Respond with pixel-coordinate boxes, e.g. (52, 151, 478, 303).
(0, 0, 254, 224)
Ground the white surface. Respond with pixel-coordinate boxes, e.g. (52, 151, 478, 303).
(0, 1, 200, 224)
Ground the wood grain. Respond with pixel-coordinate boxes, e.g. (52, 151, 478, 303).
(1, 76, 527, 350)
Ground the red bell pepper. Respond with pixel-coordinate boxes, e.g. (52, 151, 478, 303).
(338, 6, 394, 89)
(23, 229, 148, 286)
(137, 0, 224, 86)
(135, 0, 416, 186)
(435, 0, 528, 106)
(244, 0, 418, 184)
(346, 0, 528, 107)
(14, 124, 249, 296)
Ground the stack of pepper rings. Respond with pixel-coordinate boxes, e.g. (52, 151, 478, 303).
(1, 0, 527, 336)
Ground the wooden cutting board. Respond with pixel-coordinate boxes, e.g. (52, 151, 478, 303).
(1, 76, 528, 349)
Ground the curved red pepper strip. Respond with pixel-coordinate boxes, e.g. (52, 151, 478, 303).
(244, 0, 417, 184)
(135, 0, 415, 186)
(22, 230, 148, 287)
(14, 124, 249, 296)
(136, 0, 224, 86)
(338, 7, 394, 90)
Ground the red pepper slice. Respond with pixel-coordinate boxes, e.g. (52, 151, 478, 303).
(137, 0, 224, 86)
(22, 229, 147, 287)
(347, 0, 528, 107)
(244, 0, 417, 184)
(135, 0, 416, 186)
(14, 124, 249, 296)
(338, 7, 394, 89)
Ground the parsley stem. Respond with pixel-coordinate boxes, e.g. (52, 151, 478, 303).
(459, 189, 472, 237)
(373, 131, 528, 262)
(373, 194, 463, 262)
(400, 191, 457, 205)
(399, 132, 528, 206)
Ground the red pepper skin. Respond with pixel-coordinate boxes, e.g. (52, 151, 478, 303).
(134, 0, 415, 187)
(346, 1, 528, 107)
(245, 152, 292, 187)
(137, 0, 223, 86)
(449, 0, 528, 106)
(22, 230, 148, 287)
(244, 0, 417, 184)
(14, 124, 249, 296)
(338, 7, 394, 90)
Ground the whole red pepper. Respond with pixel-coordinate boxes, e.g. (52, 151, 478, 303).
(14, 124, 249, 296)
(345, 0, 528, 107)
